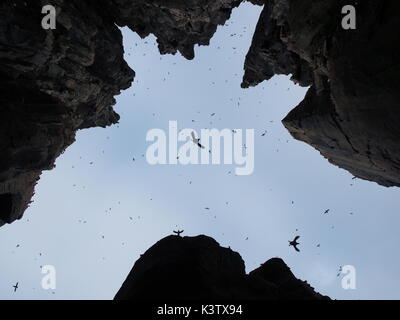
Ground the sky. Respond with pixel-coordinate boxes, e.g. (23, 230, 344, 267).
(1, 2, 400, 300)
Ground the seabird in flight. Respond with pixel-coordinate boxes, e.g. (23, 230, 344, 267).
(289, 236, 300, 252)
(173, 230, 184, 237)
(191, 132, 205, 149)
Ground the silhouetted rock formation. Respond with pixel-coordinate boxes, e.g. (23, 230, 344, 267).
(243, 0, 400, 187)
(111, 0, 242, 60)
(0, 0, 134, 225)
(115, 235, 329, 300)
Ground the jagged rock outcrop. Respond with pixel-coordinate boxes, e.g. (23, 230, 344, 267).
(110, 0, 242, 60)
(115, 235, 329, 300)
(243, 0, 400, 187)
(241, 0, 313, 88)
(247, 0, 265, 6)
(0, 0, 134, 225)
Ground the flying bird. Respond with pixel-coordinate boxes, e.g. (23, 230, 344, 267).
(337, 266, 343, 277)
(289, 236, 300, 252)
(191, 132, 205, 149)
(173, 230, 184, 237)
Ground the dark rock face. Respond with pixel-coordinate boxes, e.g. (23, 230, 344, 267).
(243, 0, 400, 187)
(241, 0, 313, 88)
(115, 235, 329, 300)
(0, 0, 134, 225)
(111, 0, 242, 60)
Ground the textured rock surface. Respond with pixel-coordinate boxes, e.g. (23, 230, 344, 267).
(241, 0, 313, 88)
(0, 0, 134, 225)
(115, 235, 329, 300)
(243, 0, 400, 187)
(111, 0, 242, 60)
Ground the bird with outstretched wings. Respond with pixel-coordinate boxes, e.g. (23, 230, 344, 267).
(191, 132, 205, 149)
(289, 236, 300, 252)
(173, 230, 184, 237)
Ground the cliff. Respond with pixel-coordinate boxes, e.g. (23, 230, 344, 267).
(243, 0, 400, 187)
(115, 235, 329, 300)
(110, 0, 242, 60)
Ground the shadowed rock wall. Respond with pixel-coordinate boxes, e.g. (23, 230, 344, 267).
(115, 235, 329, 300)
(243, 0, 400, 187)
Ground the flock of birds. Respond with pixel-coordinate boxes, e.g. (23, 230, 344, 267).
(171, 204, 343, 254)
(8, 15, 360, 296)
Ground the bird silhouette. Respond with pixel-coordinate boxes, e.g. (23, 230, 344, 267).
(13, 282, 18, 292)
(289, 236, 300, 252)
(173, 230, 184, 237)
(191, 132, 205, 149)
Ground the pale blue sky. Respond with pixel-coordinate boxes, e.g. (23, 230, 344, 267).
(1, 3, 399, 300)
